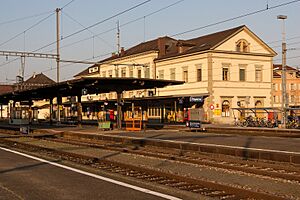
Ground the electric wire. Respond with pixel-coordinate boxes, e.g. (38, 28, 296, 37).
(171, 0, 300, 37)
(33, 0, 151, 53)
(0, 10, 53, 26)
(49, 0, 185, 53)
(61, 0, 75, 9)
(62, 10, 114, 49)
(0, 12, 55, 48)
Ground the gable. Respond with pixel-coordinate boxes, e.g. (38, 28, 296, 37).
(214, 28, 276, 55)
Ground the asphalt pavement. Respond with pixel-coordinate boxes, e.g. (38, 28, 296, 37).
(0, 147, 178, 200)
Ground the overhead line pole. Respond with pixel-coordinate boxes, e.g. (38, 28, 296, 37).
(56, 8, 61, 124)
(56, 8, 61, 83)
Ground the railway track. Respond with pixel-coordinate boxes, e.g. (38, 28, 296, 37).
(0, 137, 292, 200)
(45, 136, 300, 183)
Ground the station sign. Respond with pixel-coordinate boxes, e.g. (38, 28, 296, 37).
(188, 120, 201, 128)
(189, 96, 204, 103)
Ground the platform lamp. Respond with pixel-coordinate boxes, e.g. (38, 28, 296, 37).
(277, 15, 288, 128)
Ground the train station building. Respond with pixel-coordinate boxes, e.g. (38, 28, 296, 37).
(74, 25, 276, 124)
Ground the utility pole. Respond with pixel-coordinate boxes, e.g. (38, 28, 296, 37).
(277, 15, 288, 128)
(56, 8, 61, 83)
(56, 8, 61, 124)
(117, 20, 120, 55)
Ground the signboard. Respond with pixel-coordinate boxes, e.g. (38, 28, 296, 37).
(189, 108, 204, 121)
(188, 120, 201, 128)
(20, 126, 29, 134)
(82, 88, 88, 95)
(189, 96, 204, 103)
(214, 109, 221, 116)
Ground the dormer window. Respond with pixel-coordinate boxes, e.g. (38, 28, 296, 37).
(89, 66, 99, 73)
(236, 39, 250, 53)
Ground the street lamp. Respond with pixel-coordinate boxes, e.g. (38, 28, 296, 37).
(277, 15, 288, 128)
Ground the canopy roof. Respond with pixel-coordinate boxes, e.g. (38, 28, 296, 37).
(0, 77, 184, 104)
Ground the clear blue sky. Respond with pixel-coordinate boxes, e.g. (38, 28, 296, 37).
(0, 0, 299, 83)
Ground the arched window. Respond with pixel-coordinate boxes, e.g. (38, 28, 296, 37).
(255, 100, 262, 107)
(222, 100, 230, 117)
(236, 39, 250, 52)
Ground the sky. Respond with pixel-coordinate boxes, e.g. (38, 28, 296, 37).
(0, 0, 299, 83)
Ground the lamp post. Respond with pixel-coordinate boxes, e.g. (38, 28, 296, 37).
(277, 15, 288, 128)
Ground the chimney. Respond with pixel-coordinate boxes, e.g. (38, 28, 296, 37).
(157, 37, 166, 57)
(120, 47, 125, 56)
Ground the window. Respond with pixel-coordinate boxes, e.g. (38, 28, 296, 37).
(102, 71, 106, 77)
(182, 67, 188, 82)
(272, 83, 276, 91)
(255, 66, 262, 82)
(291, 95, 295, 103)
(170, 68, 175, 80)
(222, 67, 229, 81)
(108, 70, 113, 77)
(128, 91, 133, 98)
(144, 64, 150, 78)
(255, 100, 262, 107)
(239, 68, 246, 81)
(236, 39, 250, 52)
(137, 68, 142, 78)
(88, 66, 99, 73)
(158, 70, 164, 79)
(129, 66, 133, 77)
(196, 65, 202, 82)
(291, 83, 296, 90)
(115, 68, 119, 77)
(222, 100, 230, 117)
(121, 68, 126, 77)
(276, 96, 279, 103)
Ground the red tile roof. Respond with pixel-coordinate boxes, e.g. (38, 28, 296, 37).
(273, 64, 297, 71)
(75, 25, 258, 77)
(0, 85, 13, 95)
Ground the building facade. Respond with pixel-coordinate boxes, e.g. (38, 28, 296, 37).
(272, 64, 300, 109)
(75, 25, 276, 124)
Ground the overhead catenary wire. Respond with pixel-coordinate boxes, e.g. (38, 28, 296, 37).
(33, 0, 151, 53)
(171, 0, 300, 37)
(62, 10, 114, 49)
(61, 0, 76, 9)
(0, 12, 55, 48)
(0, 10, 53, 27)
(43, 0, 185, 54)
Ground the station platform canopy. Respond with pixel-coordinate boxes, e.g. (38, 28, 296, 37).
(0, 77, 184, 104)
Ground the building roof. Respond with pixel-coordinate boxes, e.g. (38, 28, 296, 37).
(23, 73, 55, 85)
(273, 71, 281, 78)
(74, 68, 90, 78)
(0, 77, 184, 104)
(75, 25, 248, 77)
(75, 25, 276, 78)
(273, 64, 298, 71)
(0, 85, 13, 95)
(156, 25, 245, 60)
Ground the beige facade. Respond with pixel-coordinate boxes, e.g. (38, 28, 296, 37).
(76, 25, 276, 124)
